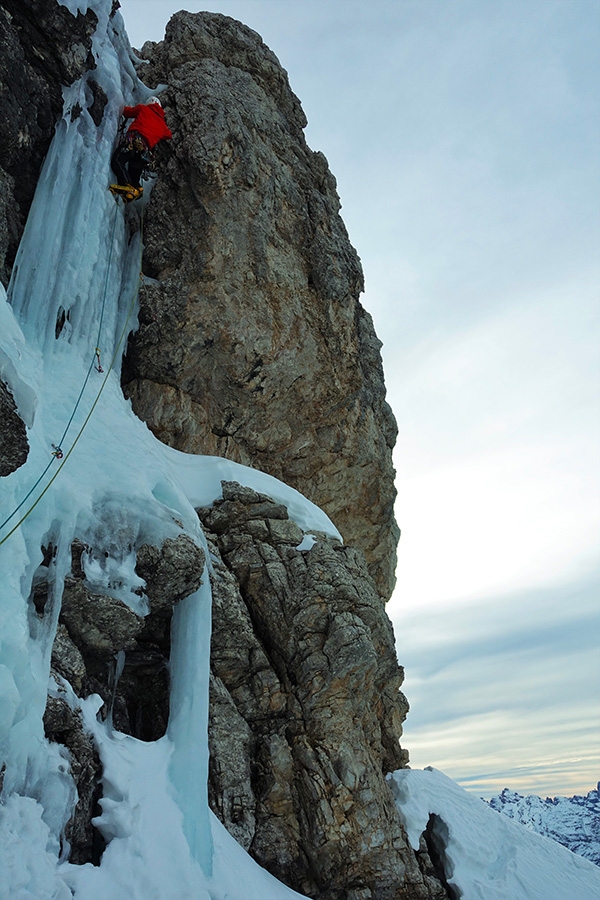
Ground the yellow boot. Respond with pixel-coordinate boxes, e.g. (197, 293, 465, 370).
(109, 184, 144, 203)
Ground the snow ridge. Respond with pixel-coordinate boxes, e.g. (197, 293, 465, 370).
(390, 768, 600, 900)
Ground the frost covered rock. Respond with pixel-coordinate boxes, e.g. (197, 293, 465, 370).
(60, 576, 145, 657)
(0, 0, 99, 283)
(202, 482, 444, 900)
(50, 624, 87, 695)
(0, 379, 28, 475)
(39, 534, 205, 862)
(136, 533, 205, 613)
(46, 534, 205, 737)
(122, 10, 399, 600)
(43, 696, 104, 865)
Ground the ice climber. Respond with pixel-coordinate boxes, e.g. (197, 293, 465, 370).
(110, 96, 172, 202)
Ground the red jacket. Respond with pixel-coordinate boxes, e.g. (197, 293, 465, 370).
(123, 104, 172, 149)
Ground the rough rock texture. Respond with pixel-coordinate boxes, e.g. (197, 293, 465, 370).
(136, 533, 206, 613)
(202, 482, 446, 900)
(0, 0, 98, 284)
(59, 576, 145, 658)
(122, 11, 399, 600)
(36, 533, 205, 863)
(0, 380, 29, 475)
(43, 694, 105, 865)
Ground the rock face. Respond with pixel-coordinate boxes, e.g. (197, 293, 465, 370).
(43, 693, 104, 865)
(122, 11, 399, 601)
(35, 533, 205, 862)
(0, 380, 29, 475)
(202, 482, 445, 900)
(0, 0, 98, 285)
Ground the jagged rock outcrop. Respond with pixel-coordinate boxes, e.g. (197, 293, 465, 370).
(202, 482, 445, 900)
(36, 533, 205, 863)
(0, 380, 29, 475)
(43, 694, 105, 865)
(122, 11, 399, 600)
(0, 0, 99, 284)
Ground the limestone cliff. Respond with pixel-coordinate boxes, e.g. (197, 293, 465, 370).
(0, 5, 451, 899)
(202, 482, 448, 900)
(122, 11, 399, 601)
(29, 482, 446, 899)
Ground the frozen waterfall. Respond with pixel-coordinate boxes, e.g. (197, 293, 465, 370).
(0, 2, 332, 897)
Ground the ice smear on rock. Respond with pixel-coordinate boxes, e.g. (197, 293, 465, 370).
(0, 1, 322, 897)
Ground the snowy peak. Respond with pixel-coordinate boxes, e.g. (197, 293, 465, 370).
(487, 783, 600, 867)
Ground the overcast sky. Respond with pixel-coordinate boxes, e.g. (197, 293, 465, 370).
(120, 0, 600, 798)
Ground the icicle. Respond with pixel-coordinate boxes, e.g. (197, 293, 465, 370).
(106, 649, 126, 736)
(168, 568, 214, 875)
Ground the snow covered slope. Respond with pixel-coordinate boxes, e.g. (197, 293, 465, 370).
(390, 768, 600, 900)
(487, 783, 600, 867)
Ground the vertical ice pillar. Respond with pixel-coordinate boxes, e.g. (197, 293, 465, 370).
(167, 569, 214, 875)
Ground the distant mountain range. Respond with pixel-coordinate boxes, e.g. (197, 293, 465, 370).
(487, 783, 600, 866)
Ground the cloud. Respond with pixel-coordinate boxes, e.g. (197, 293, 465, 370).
(387, 281, 600, 609)
(395, 576, 600, 705)
(392, 576, 600, 796)
(458, 758, 600, 799)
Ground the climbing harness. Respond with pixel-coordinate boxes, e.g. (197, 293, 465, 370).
(127, 130, 156, 178)
(127, 132, 148, 154)
(117, 125, 156, 178)
(0, 202, 145, 547)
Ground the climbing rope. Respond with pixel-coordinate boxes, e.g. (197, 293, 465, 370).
(0, 200, 145, 547)
(48, 199, 121, 459)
